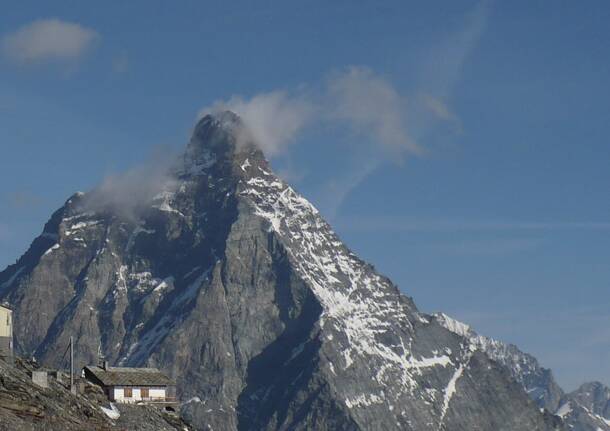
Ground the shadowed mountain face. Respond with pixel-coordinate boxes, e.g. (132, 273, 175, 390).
(0, 112, 563, 431)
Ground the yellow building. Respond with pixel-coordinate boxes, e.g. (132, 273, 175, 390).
(0, 304, 13, 357)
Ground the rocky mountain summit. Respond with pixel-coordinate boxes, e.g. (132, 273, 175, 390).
(433, 313, 610, 431)
(1, 111, 565, 430)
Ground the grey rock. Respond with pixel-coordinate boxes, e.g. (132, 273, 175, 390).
(432, 312, 565, 413)
(1, 111, 563, 430)
(432, 312, 610, 431)
(556, 382, 610, 431)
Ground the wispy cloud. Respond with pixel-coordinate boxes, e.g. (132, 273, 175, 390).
(1, 18, 98, 65)
(201, 66, 425, 161)
(320, 66, 426, 217)
(317, 159, 381, 219)
(420, 93, 462, 133)
(328, 66, 422, 156)
(200, 90, 314, 158)
(337, 217, 610, 233)
(200, 66, 424, 217)
(428, 237, 543, 255)
(407, 1, 489, 144)
(199, 2, 490, 217)
(80, 147, 179, 220)
(419, 0, 490, 100)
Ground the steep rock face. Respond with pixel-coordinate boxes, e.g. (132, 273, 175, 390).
(556, 382, 610, 431)
(1, 112, 562, 431)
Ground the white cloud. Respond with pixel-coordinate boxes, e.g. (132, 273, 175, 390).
(197, 1, 488, 215)
(420, 93, 462, 133)
(200, 90, 314, 157)
(318, 159, 381, 220)
(198, 66, 440, 218)
(80, 147, 179, 220)
(1, 18, 98, 64)
(419, 1, 489, 100)
(328, 66, 422, 156)
(199, 67, 424, 160)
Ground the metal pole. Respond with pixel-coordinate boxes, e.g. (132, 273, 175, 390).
(70, 336, 75, 394)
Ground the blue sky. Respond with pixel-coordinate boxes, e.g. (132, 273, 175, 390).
(1, 1, 609, 390)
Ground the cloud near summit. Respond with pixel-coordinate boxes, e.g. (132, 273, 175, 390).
(200, 66, 463, 218)
(199, 67, 440, 160)
(200, 91, 314, 157)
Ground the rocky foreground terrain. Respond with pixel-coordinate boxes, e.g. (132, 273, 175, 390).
(0, 355, 191, 430)
(0, 111, 598, 430)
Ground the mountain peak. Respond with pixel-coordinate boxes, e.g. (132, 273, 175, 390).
(195, 110, 243, 136)
(183, 111, 266, 176)
(0, 109, 565, 431)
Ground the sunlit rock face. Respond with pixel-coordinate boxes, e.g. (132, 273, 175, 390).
(0, 112, 562, 431)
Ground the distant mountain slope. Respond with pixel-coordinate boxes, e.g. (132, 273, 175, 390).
(432, 312, 564, 412)
(0, 111, 563, 431)
(432, 312, 609, 431)
(556, 382, 610, 431)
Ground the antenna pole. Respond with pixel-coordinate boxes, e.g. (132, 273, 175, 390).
(70, 336, 75, 394)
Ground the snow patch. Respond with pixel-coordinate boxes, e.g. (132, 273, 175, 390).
(345, 393, 384, 409)
(65, 220, 101, 236)
(100, 403, 120, 419)
(433, 313, 472, 338)
(43, 243, 60, 256)
(153, 277, 174, 293)
(438, 361, 467, 429)
(555, 402, 572, 418)
(119, 269, 210, 365)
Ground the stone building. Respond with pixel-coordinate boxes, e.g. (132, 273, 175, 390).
(82, 363, 175, 404)
(0, 304, 13, 358)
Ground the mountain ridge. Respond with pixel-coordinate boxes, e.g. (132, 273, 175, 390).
(433, 312, 610, 431)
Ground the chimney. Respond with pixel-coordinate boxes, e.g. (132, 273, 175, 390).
(103, 360, 109, 370)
